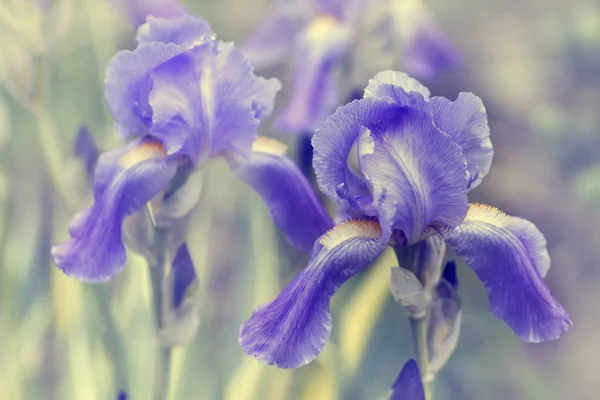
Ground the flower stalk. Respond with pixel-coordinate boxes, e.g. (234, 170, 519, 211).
(409, 315, 433, 400)
(149, 226, 174, 400)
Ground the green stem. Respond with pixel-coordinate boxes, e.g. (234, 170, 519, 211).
(149, 227, 173, 400)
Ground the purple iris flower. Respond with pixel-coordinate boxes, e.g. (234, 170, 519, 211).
(389, 359, 425, 400)
(114, 0, 189, 26)
(239, 71, 571, 368)
(244, 0, 459, 133)
(51, 16, 332, 282)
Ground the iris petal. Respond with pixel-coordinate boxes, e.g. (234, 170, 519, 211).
(52, 144, 176, 282)
(276, 17, 353, 133)
(389, 359, 425, 400)
(148, 42, 273, 164)
(426, 94, 492, 188)
(313, 98, 397, 204)
(239, 219, 386, 368)
(438, 204, 571, 342)
(136, 16, 215, 47)
(228, 137, 332, 254)
(360, 107, 468, 244)
(104, 42, 185, 139)
(243, 10, 303, 70)
(361, 71, 493, 187)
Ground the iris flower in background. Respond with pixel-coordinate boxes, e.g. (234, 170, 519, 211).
(390, 359, 425, 400)
(244, 0, 459, 134)
(239, 71, 571, 368)
(113, 0, 189, 26)
(51, 16, 332, 283)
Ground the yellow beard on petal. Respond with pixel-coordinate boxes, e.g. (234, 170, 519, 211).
(465, 203, 508, 225)
(305, 15, 340, 41)
(251, 137, 288, 156)
(320, 219, 382, 250)
(118, 142, 167, 170)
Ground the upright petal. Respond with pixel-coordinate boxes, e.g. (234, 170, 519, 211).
(391, 0, 460, 79)
(426, 94, 492, 188)
(148, 42, 266, 164)
(389, 359, 425, 400)
(360, 107, 468, 244)
(312, 98, 397, 204)
(136, 16, 215, 47)
(364, 70, 430, 106)
(116, 0, 189, 27)
(438, 204, 571, 342)
(362, 71, 492, 188)
(52, 142, 176, 281)
(228, 137, 333, 253)
(239, 219, 386, 368)
(242, 10, 303, 70)
(276, 16, 353, 133)
(104, 42, 185, 139)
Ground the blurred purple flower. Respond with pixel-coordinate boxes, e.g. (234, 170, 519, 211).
(51, 16, 331, 282)
(244, 0, 460, 133)
(239, 70, 571, 368)
(389, 359, 425, 400)
(114, 0, 189, 26)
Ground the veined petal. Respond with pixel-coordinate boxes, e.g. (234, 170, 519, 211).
(104, 42, 185, 139)
(136, 16, 215, 47)
(361, 71, 492, 188)
(313, 98, 397, 204)
(438, 204, 571, 342)
(239, 219, 386, 368)
(391, 0, 460, 79)
(360, 107, 468, 244)
(276, 16, 353, 133)
(52, 142, 176, 282)
(228, 137, 332, 253)
(364, 70, 430, 105)
(426, 94, 492, 188)
(389, 359, 425, 400)
(148, 42, 264, 164)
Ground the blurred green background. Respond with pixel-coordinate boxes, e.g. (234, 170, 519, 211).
(1, 0, 599, 399)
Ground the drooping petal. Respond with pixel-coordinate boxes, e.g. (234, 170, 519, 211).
(389, 359, 425, 400)
(73, 125, 99, 179)
(312, 98, 398, 204)
(227, 137, 333, 254)
(391, 0, 460, 79)
(276, 16, 353, 133)
(364, 70, 430, 106)
(360, 107, 469, 244)
(426, 94, 492, 188)
(148, 42, 267, 164)
(239, 219, 386, 368)
(104, 42, 185, 139)
(438, 204, 571, 342)
(52, 142, 176, 282)
(135, 15, 215, 47)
